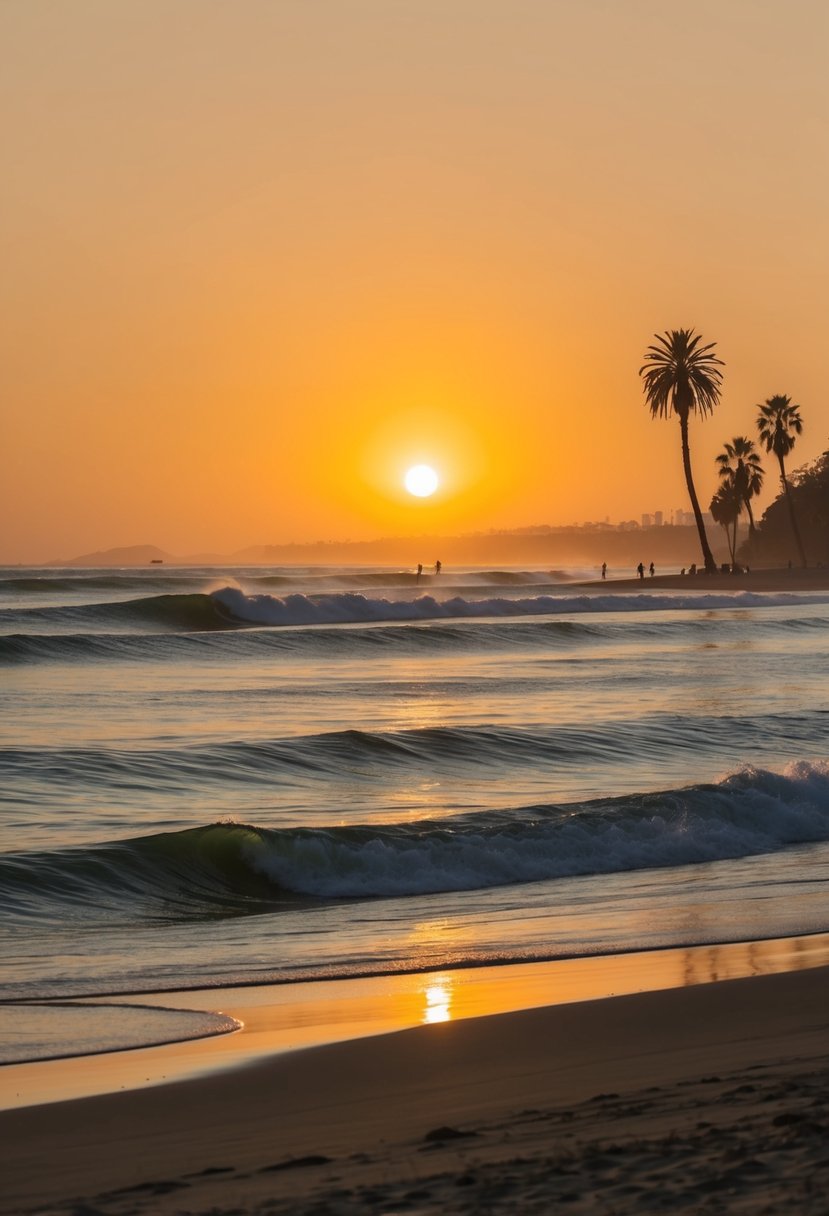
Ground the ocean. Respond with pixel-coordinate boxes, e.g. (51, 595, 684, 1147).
(2, 565, 828, 1065)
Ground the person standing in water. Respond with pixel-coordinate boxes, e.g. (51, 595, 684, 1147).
(416, 563, 423, 582)
(637, 562, 645, 579)
(435, 560, 442, 575)
(601, 562, 607, 580)
(649, 562, 655, 577)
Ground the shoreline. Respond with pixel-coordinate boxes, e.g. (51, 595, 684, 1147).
(2, 958, 829, 1213)
(575, 565, 829, 593)
(5, 932, 829, 1112)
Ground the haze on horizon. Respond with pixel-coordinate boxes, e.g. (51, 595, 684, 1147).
(2, 0, 827, 565)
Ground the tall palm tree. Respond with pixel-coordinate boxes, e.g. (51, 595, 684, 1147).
(710, 477, 742, 566)
(756, 395, 807, 567)
(640, 329, 724, 574)
(716, 436, 764, 541)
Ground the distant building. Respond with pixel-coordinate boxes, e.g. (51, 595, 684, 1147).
(641, 513, 652, 528)
(675, 509, 714, 527)
(673, 509, 696, 526)
(654, 511, 663, 527)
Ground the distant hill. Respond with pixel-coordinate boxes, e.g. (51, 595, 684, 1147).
(47, 544, 177, 567)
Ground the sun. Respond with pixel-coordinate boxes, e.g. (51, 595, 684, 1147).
(404, 464, 439, 497)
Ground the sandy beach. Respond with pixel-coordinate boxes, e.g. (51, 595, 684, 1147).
(3, 958, 828, 1215)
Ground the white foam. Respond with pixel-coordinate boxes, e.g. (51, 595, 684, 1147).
(245, 762, 829, 899)
(212, 586, 829, 628)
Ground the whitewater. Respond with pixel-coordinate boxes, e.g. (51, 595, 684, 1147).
(1, 564, 828, 1062)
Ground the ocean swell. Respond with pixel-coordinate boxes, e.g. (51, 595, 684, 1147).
(3, 716, 828, 795)
(0, 592, 226, 633)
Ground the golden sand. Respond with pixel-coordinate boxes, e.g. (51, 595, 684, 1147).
(2, 945, 829, 1214)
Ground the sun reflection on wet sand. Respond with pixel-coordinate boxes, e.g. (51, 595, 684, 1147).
(422, 977, 452, 1023)
(5, 932, 829, 1111)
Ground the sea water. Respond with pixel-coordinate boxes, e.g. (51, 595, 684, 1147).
(1, 565, 828, 1062)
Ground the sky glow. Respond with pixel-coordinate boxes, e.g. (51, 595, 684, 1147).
(1, 1, 827, 561)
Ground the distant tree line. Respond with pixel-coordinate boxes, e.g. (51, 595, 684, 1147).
(639, 329, 818, 570)
(749, 446, 829, 567)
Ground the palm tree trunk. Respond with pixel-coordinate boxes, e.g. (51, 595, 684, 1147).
(779, 454, 808, 567)
(679, 413, 717, 573)
(742, 497, 755, 563)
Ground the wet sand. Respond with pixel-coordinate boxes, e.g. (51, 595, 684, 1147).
(578, 566, 829, 593)
(2, 959, 828, 1214)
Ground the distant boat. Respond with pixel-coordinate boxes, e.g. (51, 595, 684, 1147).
(150, 559, 163, 564)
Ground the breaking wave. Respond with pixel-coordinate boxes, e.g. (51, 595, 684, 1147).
(4, 763, 828, 920)
(2, 594, 827, 666)
(211, 586, 829, 627)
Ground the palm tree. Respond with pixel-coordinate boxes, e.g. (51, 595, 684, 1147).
(756, 395, 807, 567)
(640, 329, 724, 574)
(710, 477, 742, 567)
(715, 436, 764, 542)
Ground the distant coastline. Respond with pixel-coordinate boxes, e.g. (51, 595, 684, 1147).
(35, 525, 734, 569)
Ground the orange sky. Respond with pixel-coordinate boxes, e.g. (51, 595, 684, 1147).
(2, 0, 827, 562)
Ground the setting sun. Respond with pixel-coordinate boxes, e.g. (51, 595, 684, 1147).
(404, 464, 439, 498)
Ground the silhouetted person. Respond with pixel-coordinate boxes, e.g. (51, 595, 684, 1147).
(649, 562, 655, 577)
(435, 560, 442, 575)
(637, 562, 645, 580)
(601, 562, 607, 579)
(416, 563, 423, 582)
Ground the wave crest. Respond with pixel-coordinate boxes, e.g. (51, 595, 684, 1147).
(4, 763, 828, 918)
(212, 586, 829, 628)
(247, 761, 829, 897)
